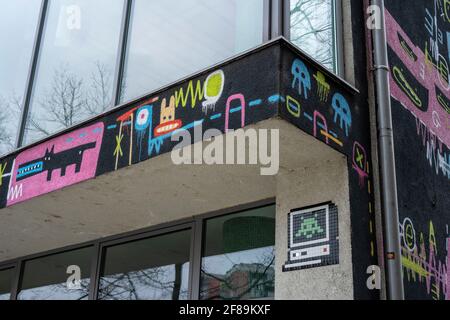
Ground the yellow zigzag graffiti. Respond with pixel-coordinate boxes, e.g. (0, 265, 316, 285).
(175, 80, 204, 108)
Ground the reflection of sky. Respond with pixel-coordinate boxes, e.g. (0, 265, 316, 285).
(202, 246, 274, 275)
(201, 246, 275, 299)
(24, 0, 123, 144)
(0, 293, 10, 301)
(0, 0, 40, 99)
(0, 0, 41, 155)
(18, 279, 90, 300)
(16, 264, 190, 300)
(121, 0, 264, 102)
(99, 263, 189, 300)
(290, 0, 334, 70)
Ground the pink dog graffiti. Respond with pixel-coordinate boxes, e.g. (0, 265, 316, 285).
(7, 123, 104, 206)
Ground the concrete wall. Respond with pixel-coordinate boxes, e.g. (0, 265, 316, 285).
(274, 147, 353, 300)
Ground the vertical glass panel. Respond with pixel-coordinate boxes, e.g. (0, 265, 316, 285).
(23, 0, 123, 145)
(120, 0, 264, 103)
(0, 268, 14, 300)
(98, 229, 191, 300)
(290, 0, 336, 72)
(0, 0, 41, 155)
(200, 205, 275, 300)
(18, 247, 93, 300)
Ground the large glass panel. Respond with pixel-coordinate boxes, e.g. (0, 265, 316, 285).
(0, 0, 42, 155)
(290, 0, 336, 72)
(200, 205, 275, 300)
(18, 247, 93, 300)
(120, 0, 264, 103)
(98, 229, 191, 300)
(23, 0, 123, 145)
(0, 268, 14, 300)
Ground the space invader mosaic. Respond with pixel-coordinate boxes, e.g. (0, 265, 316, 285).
(283, 202, 339, 272)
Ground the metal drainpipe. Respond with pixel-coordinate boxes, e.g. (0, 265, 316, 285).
(371, 0, 405, 300)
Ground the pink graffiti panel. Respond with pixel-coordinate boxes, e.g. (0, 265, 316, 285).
(7, 123, 104, 206)
(385, 9, 450, 148)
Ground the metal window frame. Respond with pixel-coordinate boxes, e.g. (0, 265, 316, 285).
(112, 0, 133, 107)
(15, 0, 49, 148)
(13, 245, 94, 301)
(0, 198, 275, 300)
(0, 263, 17, 301)
(282, 0, 345, 77)
(94, 223, 194, 300)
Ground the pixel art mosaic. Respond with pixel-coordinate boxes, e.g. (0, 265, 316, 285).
(283, 202, 339, 272)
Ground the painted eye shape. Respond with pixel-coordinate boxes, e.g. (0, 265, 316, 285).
(168, 115, 172, 120)
(163, 116, 167, 121)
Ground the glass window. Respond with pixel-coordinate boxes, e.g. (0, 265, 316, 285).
(290, 0, 337, 72)
(200, 205, 275, 300)
(18, 246, 93, 300)
(23, 0, 124, 146)
(120, 0, 265, 103)
(0, 0, 42, 155)
(98, 229, 191, 300)
(0, 268, 14, 300)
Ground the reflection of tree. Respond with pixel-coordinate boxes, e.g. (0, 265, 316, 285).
(0, 61, 116, 147)
(0, 94, 24, 154)
(290, 0, 334, 69)
(18, 279, 90, 300)
(32, 62, 114, 135)
(200, 248, 275, 300)
(85, 62, 114, 116)
(38, 66, 86, 130)
(17, 264, 187, 300)
(98, 264, 188, 300)
(0, 99, 14, 152)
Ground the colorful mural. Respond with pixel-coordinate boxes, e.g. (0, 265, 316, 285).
(0, 46, 280, 207)
(0, 40, 378, 299)
(385, 0, 450, 300)
(280, 43, 378, 299)
(6, 123, 103, 206)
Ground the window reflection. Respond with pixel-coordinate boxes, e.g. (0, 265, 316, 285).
(0, 268, 14, 300)
(290, 0, 336, 72)
(200, 205, 275, 300)
(120, 0, 264, 103)
(23, 0, 123, 146)
(18, 247, 93, 300)
(98, 230, 191, 300)
(0, 0, 41, 155)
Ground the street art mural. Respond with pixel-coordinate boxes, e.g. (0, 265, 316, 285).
(0, 46, 280, 207)
(0, 41, 377, 298)
(280, 45, 377, 299)
(6, 123, 103, 206)
(385, 0, 450, 299)
(400, 217, 450, 300)
(283, 203, 339, 272)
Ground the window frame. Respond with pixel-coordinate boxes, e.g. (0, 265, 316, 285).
(283, 0, 344, 76)
(0, 264, 17, 301)
(15, 245, 95, 300)
(0, 198, 275, 300)
(94, 223, 195, 300)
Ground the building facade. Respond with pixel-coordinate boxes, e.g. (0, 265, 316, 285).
(0, 0, 448, 300)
